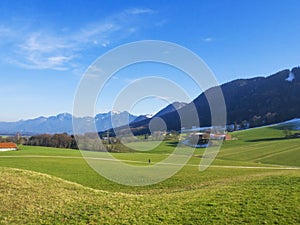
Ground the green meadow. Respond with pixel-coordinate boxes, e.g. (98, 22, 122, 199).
(0, 126, 299, 224)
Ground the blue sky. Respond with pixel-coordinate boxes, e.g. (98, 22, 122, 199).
(0, 0, 300, 121)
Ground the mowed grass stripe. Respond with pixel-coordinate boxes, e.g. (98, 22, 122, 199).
(218, 129, 300, 167)
(222, 143, 299, 162)
(253, 145, 300, 161)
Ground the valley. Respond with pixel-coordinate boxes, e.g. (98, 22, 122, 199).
(0, 126, 299, 224)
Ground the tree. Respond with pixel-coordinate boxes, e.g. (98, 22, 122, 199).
(283, 127, 292, 138)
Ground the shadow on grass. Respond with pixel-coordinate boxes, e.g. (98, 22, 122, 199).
(165, 141, 179, 147)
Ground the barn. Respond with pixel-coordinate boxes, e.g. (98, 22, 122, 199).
(0, 142, 18, 151)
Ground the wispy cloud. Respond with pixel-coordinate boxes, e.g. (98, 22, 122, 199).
(0, 25, 12, 37)
(12, 31, 76, 70)
(8, 54, 75, 71)
(125, 8, 155, 15)
(1, 7, 159, 71)
(20, 32, 71, 52)
(202, 37, 213, 42)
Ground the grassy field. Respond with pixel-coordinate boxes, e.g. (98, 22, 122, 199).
(0, 126, 299, 224)
(219, 127, 300, 167)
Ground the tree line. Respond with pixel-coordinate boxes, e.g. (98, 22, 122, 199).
(0, 133, 133, 152)
(26, 133, 78, 149)
(0, 133, 78, 149)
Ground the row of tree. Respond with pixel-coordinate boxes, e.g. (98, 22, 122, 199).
(26, 133, 78, 149)
(0, 133, 135, 152)
(0, 133, 78, 149)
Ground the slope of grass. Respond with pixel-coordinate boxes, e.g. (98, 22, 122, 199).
(0, 167, 299, 224)
(219, 127, 300, 167)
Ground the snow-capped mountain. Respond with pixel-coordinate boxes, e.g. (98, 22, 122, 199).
(95, 111, 138, 131)
(0, 111, 138, 135)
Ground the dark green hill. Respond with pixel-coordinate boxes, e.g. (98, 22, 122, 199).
(123, 67, 300, 134)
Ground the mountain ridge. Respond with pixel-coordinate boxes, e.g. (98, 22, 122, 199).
(116, 66, 300, 134)
(0, 111, 138, 135)
(1, 66, 300, 135)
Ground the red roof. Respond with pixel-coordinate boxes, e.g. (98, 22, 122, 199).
(0, 142, 17, 149)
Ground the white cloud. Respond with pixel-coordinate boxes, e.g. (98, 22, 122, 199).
(101, 41, 110, 47)
(202, 37, 213, 42)
(48, 56, 73, 66)
(9, 54, 74, 71)
(13, 32, 76, 70)
(89, 65, 104, 73)
(20, 32, 70, 53)
(75, 22, 118, 45)
(125, 8, 155, 15)
(2, 7, 159, 71)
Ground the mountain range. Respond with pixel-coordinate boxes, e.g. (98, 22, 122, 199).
(1, 67, 300, 135)
(0, 101, 187, 135)
(111, 66, 300, 135)
(0, 112, 138, 135)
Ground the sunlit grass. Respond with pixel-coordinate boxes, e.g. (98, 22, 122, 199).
(0, 167, 299, 224)
(0, 126, 299, 223)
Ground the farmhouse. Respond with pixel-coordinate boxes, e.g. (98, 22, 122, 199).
(183, 132, 231, 148)
(210, 133, 232, 140)
(0, 142, 18, 152)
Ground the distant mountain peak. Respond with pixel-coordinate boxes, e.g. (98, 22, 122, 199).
(0, 111, 138, 135)
(57, 113, 72, 119)
(111, 110, 121, 115)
